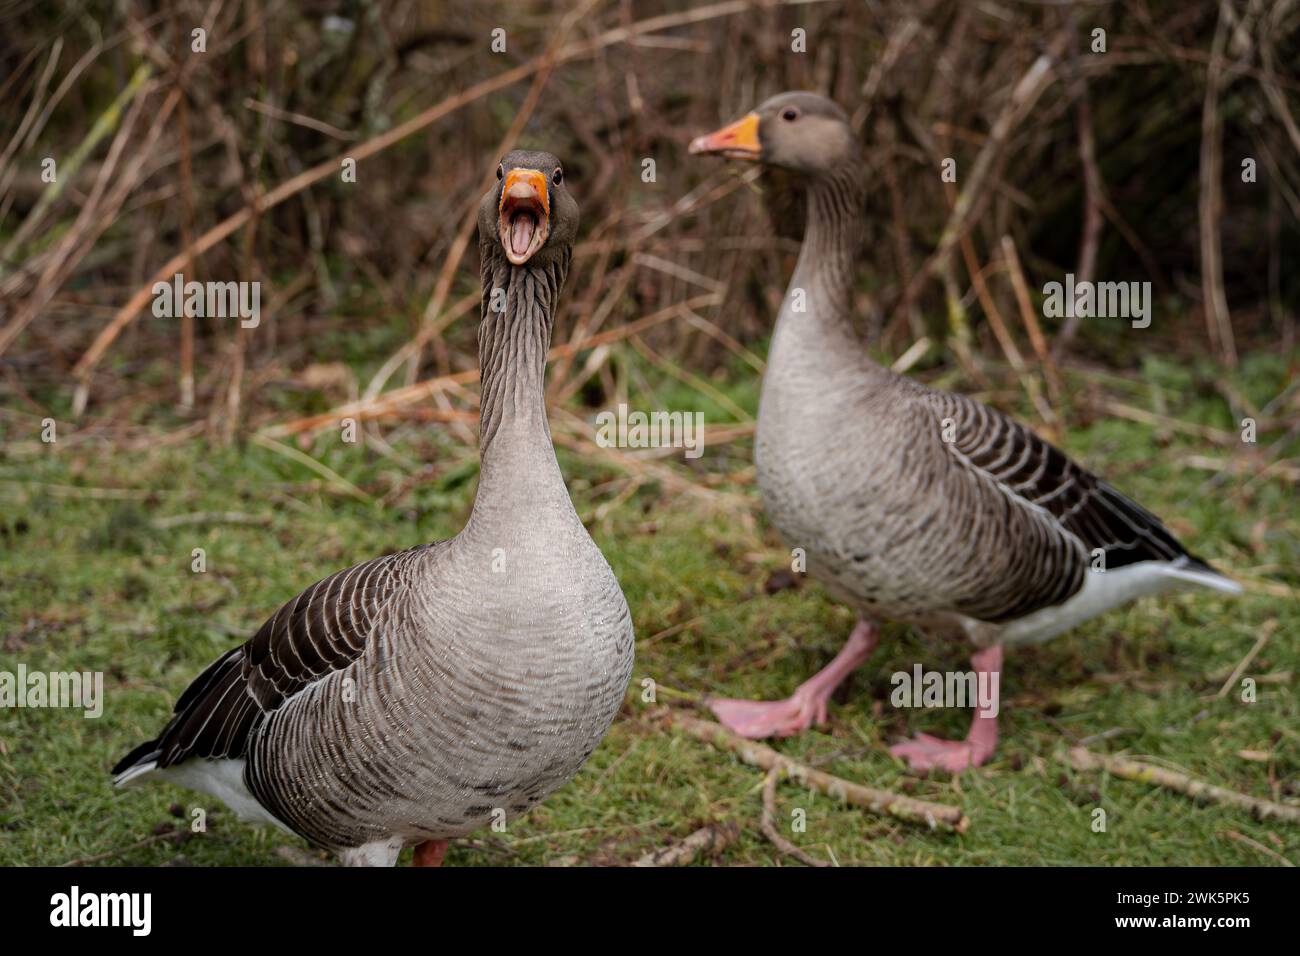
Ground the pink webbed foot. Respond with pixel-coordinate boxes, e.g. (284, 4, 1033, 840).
(412, 839, 448, 867)
(708, 620, 879, 739)
(889, 732, 994, 773)
(890, 645, 1002, 774)
(709, 691, 829, 739)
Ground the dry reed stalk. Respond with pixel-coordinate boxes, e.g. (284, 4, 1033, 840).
(1198, 0, 1238, 368)
(1, 84, 176, 361)
(1000, 235, 1062, 404)
(1052, 12, 1105, 359)
(258, 294, 720, 440)
(956, 230, 1058, 434)
(0, 40, 63, 206)
(172, 7, 198, 411)
(1258, 1, 1300, 156)
(1177, 454, 1300, 485)
(0, 65, 154, 349)
(0, 46, 127, 266)
(68, 0, 831, 408)
(251, 434, 371, 502)
(894, 32, 1069, 332)
(1099, 400, 1240, 444)
(396, 7, 579, 390)
(628, 334, 752, 423)
(550, 411, 753, 513)
(550, 268, 636, 394)
(682, 308, 765, 373)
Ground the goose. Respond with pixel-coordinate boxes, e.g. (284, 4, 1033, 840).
(112, 150, 635, 863)
(689, 93, 1241, 771)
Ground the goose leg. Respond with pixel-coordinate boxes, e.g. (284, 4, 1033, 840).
(890, 644, 1002, 773)
(412, 840, 448, 867)
(708, 620, 879, 738)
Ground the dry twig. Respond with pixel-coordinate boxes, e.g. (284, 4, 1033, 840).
(630, 822, 739, 867)
(1066, 748, 1300, 824)
(760, 767, 831, 867)
(659, 710, 968, 833)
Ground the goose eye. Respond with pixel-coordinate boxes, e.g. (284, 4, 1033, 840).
(552, 167, 563, 185)
(496, 165, 504, 181)
(782, 108, 799, 122)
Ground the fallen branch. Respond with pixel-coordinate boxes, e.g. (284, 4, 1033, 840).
(630, 821, 739, 867)
(659, 710, 969, 833)
(761, 767, 830, 867)
(1066, 748, 1300, 824)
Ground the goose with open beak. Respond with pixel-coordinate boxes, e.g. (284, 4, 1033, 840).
(112, 150, 633, 862)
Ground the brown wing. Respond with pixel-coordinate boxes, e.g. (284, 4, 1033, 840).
(923, 390, 1197, 622)
(112, 543, 436, 775)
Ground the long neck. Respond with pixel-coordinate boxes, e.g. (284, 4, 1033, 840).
(468, 247, 573, 527)
(776, 162, 871, 359)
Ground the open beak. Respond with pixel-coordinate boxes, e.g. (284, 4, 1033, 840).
(688, 112, 761, 160)
(498, 168, 550, 265)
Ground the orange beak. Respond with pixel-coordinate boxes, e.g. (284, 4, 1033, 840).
(688, 112, 761, 160)
(498, 168, 550, 265)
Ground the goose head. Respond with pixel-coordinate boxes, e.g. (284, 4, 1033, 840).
(479, 148, 579, 268)
(689, 92, 858, 175)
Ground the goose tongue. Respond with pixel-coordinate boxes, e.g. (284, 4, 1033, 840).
(497, 168, 550, 264)
(510, 213, 536, 259)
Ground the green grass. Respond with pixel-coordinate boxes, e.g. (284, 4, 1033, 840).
(1, 347, 1297, 866)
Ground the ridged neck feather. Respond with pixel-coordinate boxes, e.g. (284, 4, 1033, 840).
(470, 245, 572, 521)
(782, 161, 869, 348)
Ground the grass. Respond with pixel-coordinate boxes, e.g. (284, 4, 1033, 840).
(1, 344, 1297, 867)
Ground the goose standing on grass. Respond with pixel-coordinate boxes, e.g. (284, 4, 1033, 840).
(689, 93, 1241, 771)
(113, 150, 635, 863)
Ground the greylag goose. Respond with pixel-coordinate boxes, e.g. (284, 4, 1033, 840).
(689, 93, 1241, 771)
(112, 150, 635, 863)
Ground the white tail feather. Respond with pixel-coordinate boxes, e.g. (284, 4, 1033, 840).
(1163, 560, 1244, 596)
(113, 759, 158, 788)
(994, 557, 1242, 646)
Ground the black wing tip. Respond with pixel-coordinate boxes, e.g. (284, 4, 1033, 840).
(111, 739, 160, 776)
